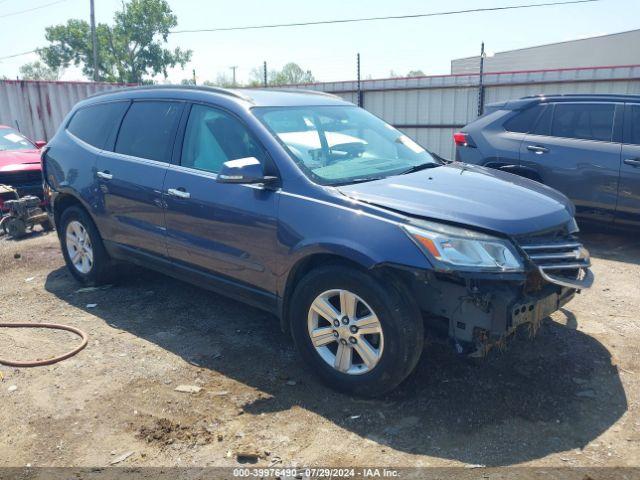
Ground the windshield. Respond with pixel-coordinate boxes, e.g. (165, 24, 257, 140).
(253, 105, 440, 185)
(0, 127, 34, 151)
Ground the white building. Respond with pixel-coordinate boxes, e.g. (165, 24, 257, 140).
(451, 29, 640, 74)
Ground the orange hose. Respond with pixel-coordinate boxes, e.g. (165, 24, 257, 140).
(0, 323, 88, 367)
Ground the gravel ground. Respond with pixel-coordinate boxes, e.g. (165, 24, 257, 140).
(0, 228, 639, 469)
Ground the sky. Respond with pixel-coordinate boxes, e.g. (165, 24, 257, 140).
(0, 0, 638, 84)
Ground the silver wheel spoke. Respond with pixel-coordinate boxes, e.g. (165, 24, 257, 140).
(311, 296, 340, 322)
(311, 327, 336, 347)
(354, 314, 382, 335)
(334, 343, 352, 372)
(353, 338, 379, 369)
(71, 249, 82, 264)
(339, 290, 358, 319)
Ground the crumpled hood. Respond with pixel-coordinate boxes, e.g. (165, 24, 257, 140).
(0, 149, 42, 172)
(337, 163, 575, 236)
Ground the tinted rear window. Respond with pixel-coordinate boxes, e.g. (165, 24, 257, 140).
(551, 103, 615, 142)
(67, 102, 129, 149)
(115, 101, 182, 162)
(504, 105, 544, 133)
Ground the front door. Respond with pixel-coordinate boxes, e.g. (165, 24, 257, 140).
(95, 100, 183, 257)
(617, 103, 640, 226)
(519, 102, 622, 222)
(163, 103, 279, 302)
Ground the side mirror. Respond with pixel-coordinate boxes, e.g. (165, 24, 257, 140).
(34, 140, 47, 149)
(217, 157, 277, 185)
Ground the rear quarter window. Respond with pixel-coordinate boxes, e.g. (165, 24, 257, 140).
(67, 101, 129, 149)
(503, 105, 545, 133)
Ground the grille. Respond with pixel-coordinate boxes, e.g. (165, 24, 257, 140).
(0, 170, 43, 187)
(519, 235, 592, 289)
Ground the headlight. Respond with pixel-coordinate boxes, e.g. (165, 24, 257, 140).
(404, 221, 523, 272)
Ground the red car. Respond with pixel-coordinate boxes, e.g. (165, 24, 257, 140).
(0, 125, 46, 211)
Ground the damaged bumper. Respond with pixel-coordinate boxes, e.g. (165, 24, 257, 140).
(404, 233, 593, 356)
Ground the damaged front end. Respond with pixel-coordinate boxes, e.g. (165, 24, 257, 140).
(401, 224, 593, 357)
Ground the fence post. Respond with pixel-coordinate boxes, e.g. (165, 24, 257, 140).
(263, 61, 268, 87)
(477, 41, 485, 117)
(357, 53, 363, 107)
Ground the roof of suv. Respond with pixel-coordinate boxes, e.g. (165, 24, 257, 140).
(489, 93, 640, 111)
(88, 85, 351, 107)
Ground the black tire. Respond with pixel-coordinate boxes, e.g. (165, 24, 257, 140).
(58, 206, 114, 285)
(6, 218, 27, 238)
(289, 265, 424, 397)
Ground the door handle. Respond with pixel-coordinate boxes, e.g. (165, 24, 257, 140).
(527, 145, 549, 154)
(624, 158, 640, 168)
(96, 170, 113, 180)
(167, 188, 191, 199)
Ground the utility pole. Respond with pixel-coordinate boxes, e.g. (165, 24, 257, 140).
(477, 41, 486, 117)
(90, 0, 99, 81)
(230, 66, 237, 86)
(192, 69, 196, 85)
(263, 61, 268, 87)
(356, 53, 362, 107)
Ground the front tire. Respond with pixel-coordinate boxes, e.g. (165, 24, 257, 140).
(289, 265, 423, 397)
(59, 206, 113, 286)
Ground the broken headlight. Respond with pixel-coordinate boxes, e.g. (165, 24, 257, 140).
(404, 221, 524, 273)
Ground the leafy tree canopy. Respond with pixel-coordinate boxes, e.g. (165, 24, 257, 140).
(19, 61, 60, 81)
(38, 0, 191, 83)
(248, 62, 315, 87)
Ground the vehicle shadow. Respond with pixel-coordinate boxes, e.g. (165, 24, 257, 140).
(580, 225, 640, 266)
(44, 264, 627, 467)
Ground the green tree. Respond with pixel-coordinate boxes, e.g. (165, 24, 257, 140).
(38, 0, 191, 83)
(407, 69, 425, 77)
(204, 72, 235, 88)
(19, 61, 60, 80)
(248, 62, 315, 87)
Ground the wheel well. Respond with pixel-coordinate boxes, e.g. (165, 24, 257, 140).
(53, 194, 84, 228)
(280, 254, 367, 333)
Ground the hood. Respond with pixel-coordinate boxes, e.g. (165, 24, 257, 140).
(0, 149, 42, 172)
(337, 163, 574, 236)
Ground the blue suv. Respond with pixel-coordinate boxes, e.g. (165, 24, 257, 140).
(43, 86, 592, 396)
(455, 94, 640, 227)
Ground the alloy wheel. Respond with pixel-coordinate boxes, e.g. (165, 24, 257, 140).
(65, 220, 94, 274)
(307, 289, 384, 375)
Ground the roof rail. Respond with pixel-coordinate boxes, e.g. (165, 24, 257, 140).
(520, 93, 640, 99)
(266, 88, 341, 99)
(88, 84, 253, 102)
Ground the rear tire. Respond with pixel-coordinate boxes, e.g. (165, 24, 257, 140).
(289, 265, 423, 397)
(59, 206, 114, 286)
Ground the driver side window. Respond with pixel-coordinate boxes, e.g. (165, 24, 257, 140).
(181, 104, 264, 174)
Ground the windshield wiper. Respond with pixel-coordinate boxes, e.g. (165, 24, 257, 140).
(396, 162, 441, 175)
(333, 176, 386, 186)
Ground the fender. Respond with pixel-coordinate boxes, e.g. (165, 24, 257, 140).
(276, 237, 384, 297)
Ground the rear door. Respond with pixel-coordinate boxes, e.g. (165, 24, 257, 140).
(163, 103, 280, 304)
(95, 100, 183, 257)
(519, 102, 622, 222)
(617, 103, 640, 226)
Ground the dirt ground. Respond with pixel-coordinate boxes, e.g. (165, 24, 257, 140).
(0, 227, 639, 469)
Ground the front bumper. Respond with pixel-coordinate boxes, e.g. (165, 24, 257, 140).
(407, 265, 590, 355)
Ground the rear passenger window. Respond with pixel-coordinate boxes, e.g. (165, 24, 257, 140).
(504, 105, 544, 133)
(115, 101, 182, 162)
(67, 102, 129, 149)
(551, 103, 615, 142)
(625, 105, 640, 145)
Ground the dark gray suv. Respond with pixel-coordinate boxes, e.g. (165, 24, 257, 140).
(455, 94, 640, 227)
